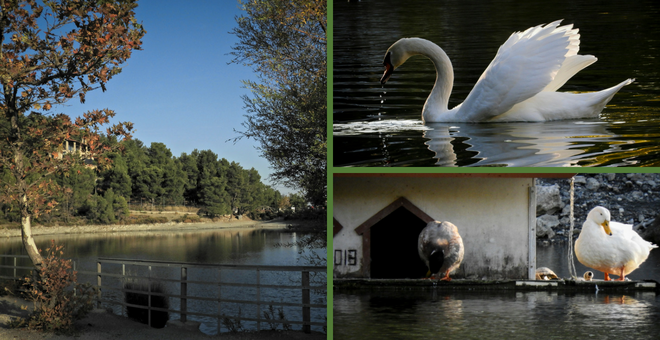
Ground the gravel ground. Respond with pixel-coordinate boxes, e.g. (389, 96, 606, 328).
(0, 296, 326, 340)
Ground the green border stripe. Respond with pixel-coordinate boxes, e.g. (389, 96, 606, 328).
(327, 1, 333, 339)
(332, 167, 660, 174)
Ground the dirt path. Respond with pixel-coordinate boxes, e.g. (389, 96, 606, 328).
(0, 219, 306, 239)
(0, 296, 326, 340)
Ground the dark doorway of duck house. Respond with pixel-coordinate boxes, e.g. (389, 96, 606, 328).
(371, 207, 429, 279)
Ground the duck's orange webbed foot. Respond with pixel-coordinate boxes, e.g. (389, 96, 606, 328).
(439, 271, 452, 281)
(615, 267, 626, 281)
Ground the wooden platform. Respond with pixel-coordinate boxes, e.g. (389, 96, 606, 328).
(333, 278, 659, 292)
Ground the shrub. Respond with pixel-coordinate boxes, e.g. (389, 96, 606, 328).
(113, 195, 130, 221)
(79, 189, 130, 224)
(222, 307, 244, 333)
(172, 214, 201, 223)
(283, 207, 325, 221)
(197, 204, 229, 218)
(122, 215, 169, 225)
(263, 305, 291, 331)
(124, 280, 169, 328)
(1, 278, 23, 297)
(12, 241, 97, 335)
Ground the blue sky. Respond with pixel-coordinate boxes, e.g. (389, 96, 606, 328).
(57, 0, 293, 195)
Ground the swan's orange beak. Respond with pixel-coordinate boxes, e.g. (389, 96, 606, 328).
(380, 52, 393, 84)
(602, 220, 612, 236)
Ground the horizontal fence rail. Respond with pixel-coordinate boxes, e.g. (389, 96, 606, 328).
(0, 255, 34, 280)
(1, 255, 327, 334)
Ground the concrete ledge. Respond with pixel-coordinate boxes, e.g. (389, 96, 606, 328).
(167, 320, 202, 332)
(334, 278, 659, 292)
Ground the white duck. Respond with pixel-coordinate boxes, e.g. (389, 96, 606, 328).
(575, 206, 657, 281)
(380, 20, 634, 123)
(418, 221, 464, 281)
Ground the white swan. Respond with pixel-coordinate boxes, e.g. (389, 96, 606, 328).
(575, 206, 657, 281)
(418, 221, 464, 281)
(380, 20, 634, 123)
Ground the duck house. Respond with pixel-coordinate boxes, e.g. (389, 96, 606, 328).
(333, 173, 574, 280)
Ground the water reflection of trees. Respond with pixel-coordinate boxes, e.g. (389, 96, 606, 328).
(0, 229, 314, 265)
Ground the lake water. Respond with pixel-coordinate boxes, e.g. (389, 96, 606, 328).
(334, 290, 660, 339)
(0, 226, 326, 335)
(333, 0, 660, 167)
(334, 245, 660, 339)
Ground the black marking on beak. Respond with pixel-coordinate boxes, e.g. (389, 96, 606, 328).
(380, 52, 393, 84)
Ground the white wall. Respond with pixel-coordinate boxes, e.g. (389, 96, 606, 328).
(333, 176, 534, 279)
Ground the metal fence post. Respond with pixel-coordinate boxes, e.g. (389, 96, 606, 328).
(256, 269, 261, 331)
(181, 266, 187, 323)
(96, 261, 102, 309)
(217, 268, 222, 333)
(13, 256, 17, 278)
(148, 276, 152, 328)
(302, 270, 311, 334)
(122, 263, 126, 316)
(73, 260, 77, 297)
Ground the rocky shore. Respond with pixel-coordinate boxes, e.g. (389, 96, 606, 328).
(536, 173, 660, 246)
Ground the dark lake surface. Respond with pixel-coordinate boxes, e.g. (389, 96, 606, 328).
(333, 0, 660, 167)
(0, 227, 326, 335)
(334, 290, 660, 339)
(334, 245, 660, 339)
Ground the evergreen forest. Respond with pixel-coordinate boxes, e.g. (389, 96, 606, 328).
(1, 137, 308, 226)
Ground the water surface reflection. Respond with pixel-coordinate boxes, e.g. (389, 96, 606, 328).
(0, 228, 312, 266)
(334, 290, 660, 339)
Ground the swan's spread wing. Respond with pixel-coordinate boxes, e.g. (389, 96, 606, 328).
(459, 20, 581, 121)
(543, 55, 597, 92)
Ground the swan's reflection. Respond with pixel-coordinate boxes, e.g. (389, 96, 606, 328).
(424, 120, 614, 166)
(332, 118, 645, 166)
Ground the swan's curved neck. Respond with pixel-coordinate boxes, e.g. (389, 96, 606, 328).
(402, 39, 454, 119)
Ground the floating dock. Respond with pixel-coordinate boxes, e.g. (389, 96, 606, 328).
(334, 278, 659, 292)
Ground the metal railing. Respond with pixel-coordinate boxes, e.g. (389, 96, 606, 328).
(0, 255, 327, 334)
(0, 254, 33, 280)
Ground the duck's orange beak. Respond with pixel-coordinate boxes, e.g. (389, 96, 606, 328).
(602, 220, 612, 236)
